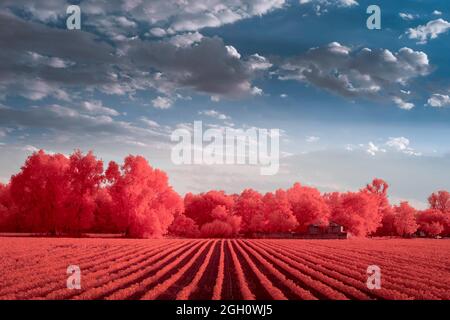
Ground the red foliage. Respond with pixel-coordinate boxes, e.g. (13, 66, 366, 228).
(262, 189, 298, 233)
(106, 155, 183, 238)
(417, 209, 446, 237)
(1, 151, 449, 239)
(376, 210, 396, 236)
(184, 190, 234, 226)
(9, 150, 70, 234)
(0, 183, 14, 231)
(169, 214, 200, 238)
(287, 183, 330, 232)
(200, 205, 241, 238)
(92, 188, 119, 233)
(328, 191, 380, 237)
(233, 189, 265, 235)
(393, 202, 418, 237)
(428, 190, 450, 213)
(63, 150, 104, 234)
(364, 179, 393, 223)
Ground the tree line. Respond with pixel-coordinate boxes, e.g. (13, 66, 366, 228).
(0, 150, 449, 238)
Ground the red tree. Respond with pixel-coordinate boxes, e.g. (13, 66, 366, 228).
(329, 191, 380, 237)
(417, 209, 446, 237)
(287, 183, 330, 232)
(92, 188, 120, 233)
(63, 150, 104, 234)
(169, 214, 200, 238)
(428, 191, 450, 213)
(9, 150, 70, 234)
(184, 190, 235, 226)
(262, 189, 298, 233)
(200, 205, 241, 238)
(106, 155, 183, 238)
(233, 189, 265, 235)
(376, 210, 397, 236)
(365, 178, 393, 232)
(0, 183, 14, 231)
(428, 190, 450, 235)
(393, 202, 418, 237)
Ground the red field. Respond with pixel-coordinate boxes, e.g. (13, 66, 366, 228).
(0, 237, 449, 300)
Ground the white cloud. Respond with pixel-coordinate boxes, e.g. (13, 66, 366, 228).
(151, 96, 173, 109)
(22, 145, 39, 153)
(247, 54, 272, 71)
(251, 86, 263, 96)
(198, 109, 230, 120)
(115, 16, 136, 28)
(406, 19, 450, 44)
(366, 142, 386, 156)
(433, 10, 442, 16)
(385, 137, 421, 156)
(399, 13, 417, 21)
(225, 45, 241, 59)
(168, 32, 203, 47)
(386, 137, 409, 151)
(280, 93, 288, 98)
(306, 136, 320, 143)
(427, 94, 450, 108)
(279, 43, 430, 101)
(27, 52, 73, 68)
(347, 137, 421, 157)
(81, 100, 120, 116)
(140, 117, 160, 128)
(393, 97, 414, 110)
(150, 27, 167, 37)
(299, 0, 358, 7)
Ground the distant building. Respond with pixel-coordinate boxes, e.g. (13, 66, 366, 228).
(252, 222, 348, 239)
(305, 222, 347, 239)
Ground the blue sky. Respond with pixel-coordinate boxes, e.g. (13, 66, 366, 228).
(0, 0, 449, 208)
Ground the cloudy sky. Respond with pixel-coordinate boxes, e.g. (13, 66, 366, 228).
(0, 0, 449, 208)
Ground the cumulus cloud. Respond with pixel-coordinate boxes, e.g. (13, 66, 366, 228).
(386, 137, 409, 151)
(278, 42, 430, 102)
(126, 37, 266, 98)
(366, 142, 386, 156)
(1, 0, 286, 34)
(0, 11, 271, 103)
(393, 97, 414, 110)
(406, 19, 450, 44)
(0, 12, 118, 101)
(152, 96, 173, 109)
(168, 32, 204, 47)
(150, 28, 167, 37)
(399, 13, 417, 21)
(347, 137, 421, 157)
(26, 52, 73, 68)
(199, 110, 231, 120)
(427, 94, 450, 108)
(247, 54, 273, 71)
(386, 137, 421, 156)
